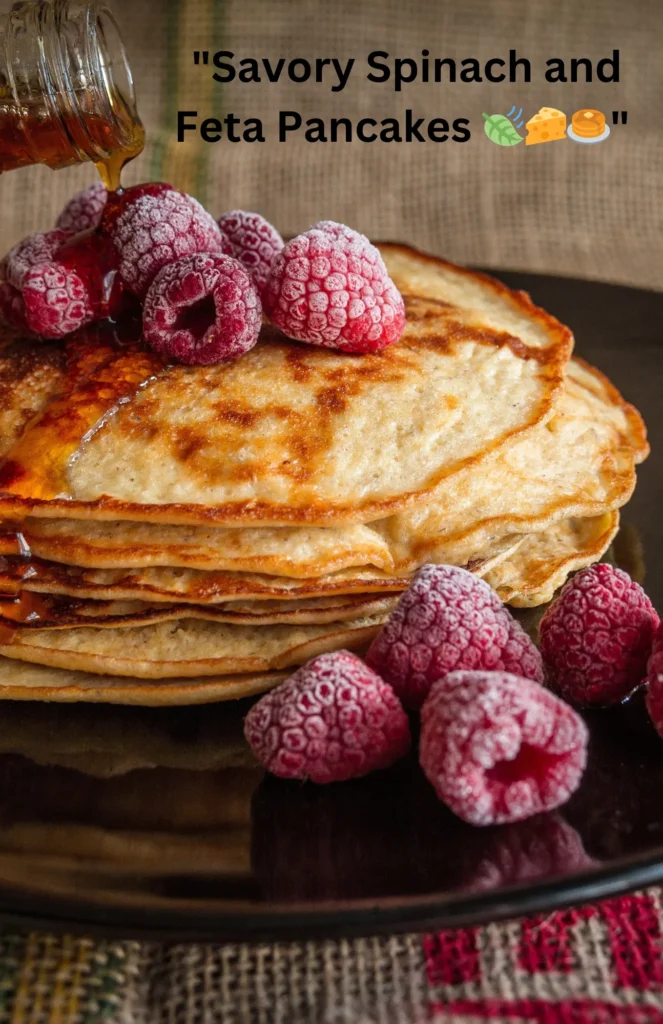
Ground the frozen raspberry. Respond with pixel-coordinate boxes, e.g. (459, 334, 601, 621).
(263, 224, 405, 353)
(143, 252, 262, 366)
(3, 230, 71, 289)
(217, 210, 284, 296)
(420, 670, 588, 826)
(20, 261, 96, 338)
(107, 183, 230, 299)
(0, 229, 100, 338)
(310, 220, 369, 244)
(366, 564, 544, 709)
(244, 650, 411, 783)
(646, 623, 663, 738)
(56, 182, 107, 234)
(540, 564, 659, 708)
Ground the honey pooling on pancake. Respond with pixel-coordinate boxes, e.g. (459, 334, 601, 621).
(571, 109, 606, 138)
(0, 532, 48, 642)
(0, 331, 167, 501)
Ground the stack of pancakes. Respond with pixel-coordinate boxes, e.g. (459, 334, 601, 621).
(571, 109, 606, 139)
(0, 245, 648, 705)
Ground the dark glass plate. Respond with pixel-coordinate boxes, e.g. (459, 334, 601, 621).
(0, 271, 660, 942)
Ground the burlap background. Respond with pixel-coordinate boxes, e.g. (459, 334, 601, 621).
(1, 890, 662, 1022)
(0, 0, 661, 290)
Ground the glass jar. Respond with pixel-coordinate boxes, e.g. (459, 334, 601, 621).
(0, 0, 144, 189)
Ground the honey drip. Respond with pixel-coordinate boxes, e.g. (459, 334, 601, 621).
(0, 529, 47, 644)
(95, 127, 144, 193)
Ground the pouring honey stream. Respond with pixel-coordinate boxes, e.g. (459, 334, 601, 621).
(0, 0, 145, 637)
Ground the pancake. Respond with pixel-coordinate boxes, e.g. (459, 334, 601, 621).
(0, 528, 525, 605)
(0, 593, 400, 629)
(484, 511, 620, 607)
(0, 561, 412, 603)
(0, 337, 66, 459)
(377, 358, 646, 572)
(17, 359, 645, 578)
(571, 109, 605, 138)
(0, 513, 621, 705)
(21, 520, 394, 576)
(0, 245, 572, 527)
(0, 615, 386, 678)
(0, 659, 288, 705)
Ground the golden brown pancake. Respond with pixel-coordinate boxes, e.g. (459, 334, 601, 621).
(0, 529, 521, 606)
(374, 358, 645, 572)
(14, 360, 644, 580)
(0, 513, 621, 704)
(0, 245, 648, 708)
(0, 246, 572, 527)
(0, 659, 288, 705)
(0, 615, 385, 678)
(485, 511, 619, 607)
(22, 520, 395, 576)
(0, 592, 399, 630)
(0, 561, 412, 603)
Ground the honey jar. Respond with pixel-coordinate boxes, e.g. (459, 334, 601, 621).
(0, 0, 144, 190)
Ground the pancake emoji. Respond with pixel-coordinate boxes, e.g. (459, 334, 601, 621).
(0, 245, 648, 705)
(572, 109, 606, 138)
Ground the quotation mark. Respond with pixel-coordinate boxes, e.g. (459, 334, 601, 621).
(193, 51, 210, 65)
(611, 111, 628, 125)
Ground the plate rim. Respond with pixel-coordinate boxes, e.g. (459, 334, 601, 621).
(1, 842, 663, 942)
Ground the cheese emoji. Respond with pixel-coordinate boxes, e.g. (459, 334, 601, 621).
(525, 107, 567, 145)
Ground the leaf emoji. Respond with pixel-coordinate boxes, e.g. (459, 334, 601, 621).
(482, 113, 524, 146)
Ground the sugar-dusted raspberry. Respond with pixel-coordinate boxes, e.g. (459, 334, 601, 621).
(143, 252, 262, 365)
(540, 564, 659, 708)
(263, 224, 405, 353)
(646, 623, 663, 738)
(56, 182, 107, 235)
(21, 261, 96, 338)
(108, 183, 230, 299)
(0, 229, 99, 338)
(244, 650, 411, 783)
(420, 670, 588, 826)
(365, 564, 544, 709)
(217, 210, 284, 296)
(3, 230, 71, 289)
(310, 220, 369, 245)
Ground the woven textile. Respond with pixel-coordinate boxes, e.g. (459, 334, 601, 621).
(0, 0, 662, 289)
(0, 889, 660, 1022)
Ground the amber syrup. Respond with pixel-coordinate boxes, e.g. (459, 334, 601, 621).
(0, 84, 145, 638)
(0, 90, 145, 190)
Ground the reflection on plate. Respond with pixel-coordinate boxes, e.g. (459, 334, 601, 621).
(567, 124, 611, 145)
